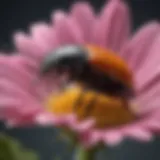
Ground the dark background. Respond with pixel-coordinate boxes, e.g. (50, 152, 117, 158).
(0, 0, 160, 160)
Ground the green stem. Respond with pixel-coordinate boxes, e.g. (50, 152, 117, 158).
(75, 145, 97, 160)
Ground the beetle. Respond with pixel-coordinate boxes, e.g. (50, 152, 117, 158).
(40, 45, 135, 128)
(40, 45, 134, 96)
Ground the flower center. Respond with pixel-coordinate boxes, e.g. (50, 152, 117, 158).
(45, 83, 136, 128)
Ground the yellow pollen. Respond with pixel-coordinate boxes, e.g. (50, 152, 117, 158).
(45, 85, 136, 128)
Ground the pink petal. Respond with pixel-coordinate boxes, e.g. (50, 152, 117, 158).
(13, 32, 46, 59)
(123, 127, 153, 141)
(136, 93, 160, 114)
(30, 22, 59, 54)
(72, 118, 95, 132)
(0, 55, 9, 62)
(13, 55, 38, 71)
(9, 55, 38, 76)
(103, 130, 123, 146)
(35, 113, 55, 125)
(1, 97, 42, 127)
(141, 114, 160, 131)
(52, 11, 85, 45)
(92, 0, 130, 51)
(5, 108, 41, 128)
(71, 2, 95, 42)
(0, 97, 21, 108)
(0, 56, 44, 100)
(61, 114, 77, 126)
(0, 78, 42, 109)
(121, 22, 160, 70)
(135, 35, 160, 92)
(51, 10, 66, 24)
(0, 97, 22, 120)
(35, 113, 74, 126)
(0, 73, 34, 96)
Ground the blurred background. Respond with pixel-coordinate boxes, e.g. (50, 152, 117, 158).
(0, 0, 160, 160)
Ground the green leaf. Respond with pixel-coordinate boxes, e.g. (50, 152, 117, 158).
(0, 133, 39, 160)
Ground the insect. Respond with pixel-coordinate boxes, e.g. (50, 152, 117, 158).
(40, 45, 136, 128)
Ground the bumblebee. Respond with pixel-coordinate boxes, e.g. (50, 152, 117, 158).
(40, 45, 136, 128)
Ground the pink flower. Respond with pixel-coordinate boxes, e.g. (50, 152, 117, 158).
(0, 0, 160, 148)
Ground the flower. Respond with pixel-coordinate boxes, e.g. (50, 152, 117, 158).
(0, 0, 160, 148)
